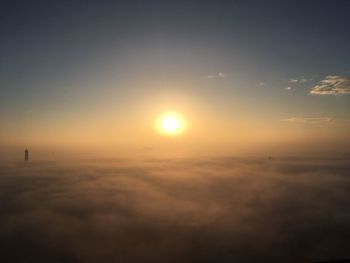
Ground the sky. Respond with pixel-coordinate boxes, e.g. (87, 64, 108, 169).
(1, 0, 350, 158)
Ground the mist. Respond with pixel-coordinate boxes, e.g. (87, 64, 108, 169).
(1, 156, 349, 262)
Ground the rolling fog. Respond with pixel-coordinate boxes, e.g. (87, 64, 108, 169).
(0, 157, 349, 262)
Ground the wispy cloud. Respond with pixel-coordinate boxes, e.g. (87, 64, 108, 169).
(218, 72, 226, 78)
(310, 75, 350, 95)
(206, 72, 227, 79)
(289, 78, 299, 83)
(256, 82, 266, 86)
(282, 117, 332, 125)
(289, 76, 311, 84)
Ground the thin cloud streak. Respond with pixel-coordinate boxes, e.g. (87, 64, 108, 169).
(282, 117, 332, 125)
(289, 77, 312, 84)
(206, 72, 227, 79)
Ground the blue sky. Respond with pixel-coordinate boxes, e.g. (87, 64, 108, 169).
(1, 0, 350, 155)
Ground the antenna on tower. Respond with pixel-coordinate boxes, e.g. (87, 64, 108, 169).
(24, 148, 29, 162)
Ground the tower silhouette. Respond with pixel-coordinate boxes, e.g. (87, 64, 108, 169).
(24, 149, 29, 161)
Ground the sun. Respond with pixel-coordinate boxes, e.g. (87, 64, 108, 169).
(156, 112, 186, 136)
(163, 116, 180, 133)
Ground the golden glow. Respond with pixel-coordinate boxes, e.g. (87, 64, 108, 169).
(156, 112, 186, 136)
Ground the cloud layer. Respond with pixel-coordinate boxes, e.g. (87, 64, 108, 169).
(0, 157, 350, 262)
(310, 75, 350, 95)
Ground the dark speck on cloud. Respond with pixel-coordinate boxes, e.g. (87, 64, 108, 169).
(0, 157, 350, 262)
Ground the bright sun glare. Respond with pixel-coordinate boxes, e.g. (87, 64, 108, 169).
(157, 112, 186, 136)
